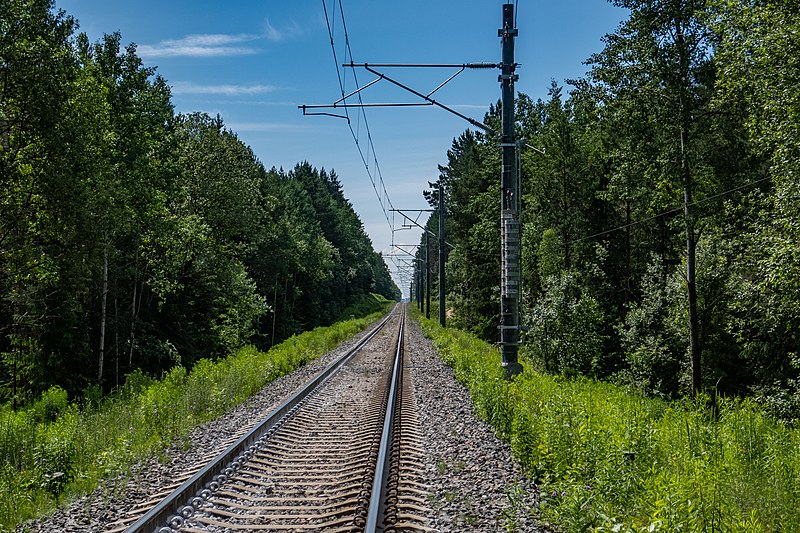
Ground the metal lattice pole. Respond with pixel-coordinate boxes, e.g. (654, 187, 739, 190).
(439, 183, 446, 327)
(499, 3, 522, 377)
(425, 232, 431, 319)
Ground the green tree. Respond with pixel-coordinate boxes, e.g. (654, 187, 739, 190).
(142, 113, 267, 366)
(0, 0, 78, 405)
(427, 129, 500, 339)
(711, 0, 800, 417)
(588, 0, 717, 398)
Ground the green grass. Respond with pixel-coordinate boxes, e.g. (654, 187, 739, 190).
(416, 310, 800, 532)
(336, 292, 396, 321)
(0, 301, 392, 531)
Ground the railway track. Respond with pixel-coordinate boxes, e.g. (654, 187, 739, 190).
(113, 304, 428, 532)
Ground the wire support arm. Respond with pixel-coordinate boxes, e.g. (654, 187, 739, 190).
(302, 102, 434, 109)
(358, 65, 496, 134)
(344, 62, 499, 69)
(300, 63, 497, 134)
(391, 208, 455, 249)
(299, 106, 350, 120)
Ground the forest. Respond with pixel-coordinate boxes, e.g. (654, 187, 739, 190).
(0, 0, 399, 408)
(415, 0, 800, 420)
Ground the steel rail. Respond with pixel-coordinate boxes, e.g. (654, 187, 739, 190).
(365, 304, 405, 532)
(124, 306, 398, 533)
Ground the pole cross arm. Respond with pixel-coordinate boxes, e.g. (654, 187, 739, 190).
(299, 63, 498, 135)
(359, 64, 496, 135)
(344, 62, 499, 69)
(391, 208, 455, 249)
(391, 243, 422, 257)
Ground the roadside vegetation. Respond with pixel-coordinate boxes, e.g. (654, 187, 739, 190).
(414, 0, 800, 420)
(2, 1, 400, 525)
(0, 296, 392, 530)
(417, 312, 800, 532)
(1, 0, 400, 412)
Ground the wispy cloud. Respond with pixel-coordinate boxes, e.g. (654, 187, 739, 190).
(171, 81, 277, 96)
(226, 122, 312, 133)
(138, 33, 260, 58)
(451, 104, 492, 110)
(264, 18, 305, 42)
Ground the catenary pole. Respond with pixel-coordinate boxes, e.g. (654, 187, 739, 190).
(499, 3, 522, 377)
(304, 7, 528, 344)
(438, 183, 446, 327)
(417, 264, 422, 310)
(425, 232, 431, 319)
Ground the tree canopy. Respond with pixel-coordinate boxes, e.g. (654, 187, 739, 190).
(414, 0, 800, 420)
(0, 0, 398, 406)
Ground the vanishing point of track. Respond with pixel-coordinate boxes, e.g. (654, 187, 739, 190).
(114, 303, 428, 532)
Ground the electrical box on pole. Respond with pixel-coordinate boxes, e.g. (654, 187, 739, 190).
(499, 3, 523, 378)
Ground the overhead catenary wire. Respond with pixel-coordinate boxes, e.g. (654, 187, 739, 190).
(514, 0, 519, 29)
(321, 0, 413, 284)
(321, 0, 396, 230)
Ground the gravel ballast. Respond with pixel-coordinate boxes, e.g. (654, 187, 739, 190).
(406, 317, 542, 532)
(21, 312, 543, 532)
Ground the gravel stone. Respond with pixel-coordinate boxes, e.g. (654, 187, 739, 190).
(406, 317, 543, 532)
(20, 326, 374, 533)
(20, 313, 545, 532)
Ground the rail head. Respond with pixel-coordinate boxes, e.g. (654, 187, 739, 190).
(365, 304, 406, 532)
(124, 305, 399, 533)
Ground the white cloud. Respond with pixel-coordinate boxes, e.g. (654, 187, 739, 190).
(138, 33, 260, 58)
(171, 81, 277, 96)
(225, 122, 312, 133)
(451, 103, 492, 110)
(264, 18, 305, 42)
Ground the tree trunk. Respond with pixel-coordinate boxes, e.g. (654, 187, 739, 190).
(12, 347, 17, 411)
(129, 248, 139, 368)
(98, 240, 108, 382)
(271, 273, 278, 347)
(114, 292, 119, 386)
(625, 199, 632, 304)
(677, 13, 701, 399)
(128, 280, 137, 367)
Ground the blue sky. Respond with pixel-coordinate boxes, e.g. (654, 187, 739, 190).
(55, 0, 629, 296)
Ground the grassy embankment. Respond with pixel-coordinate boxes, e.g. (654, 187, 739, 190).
(0, 294, 394, 530)
(416, 312, 800, 532)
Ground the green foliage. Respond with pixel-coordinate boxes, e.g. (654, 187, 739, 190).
(29, 386, 68, 423)
(407, 0, 800, 421)
(32, 405, 78, 498)
(0, 310, 388, 529)
(418, 313, 800, 532)
(617, 257, 686, 398)
(0, 2, 398, 402)
(0, 0, 394, 525)
(524, 271, 608, 378)
(337, 293, 396, 321)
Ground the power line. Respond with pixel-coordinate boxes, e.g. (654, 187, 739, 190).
(428, 175, 772, 259)
(568, 175, 772, 246)
(321, 0, 395, 229)
(514, 0, 519, 29)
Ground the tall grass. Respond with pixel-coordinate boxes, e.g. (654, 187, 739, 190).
(0, 297, 392, 530)
(417, 312, 800, 532)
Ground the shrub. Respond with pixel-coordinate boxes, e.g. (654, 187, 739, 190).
(0, 306, 392, 530)
(416, 310, 800, 532)
(30, 386, 69, 424)
(33, 407, 78, 499)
